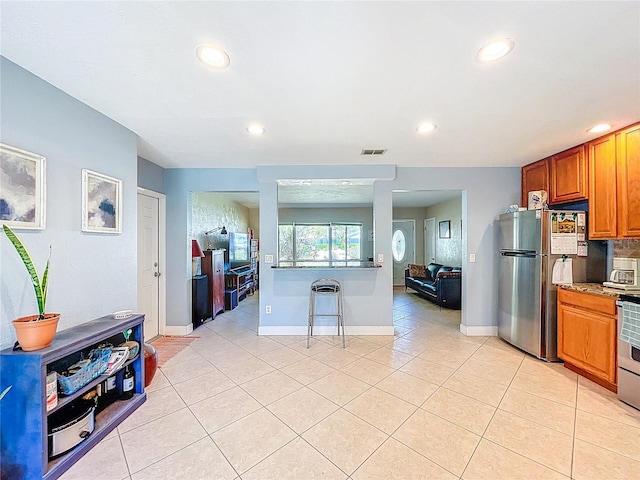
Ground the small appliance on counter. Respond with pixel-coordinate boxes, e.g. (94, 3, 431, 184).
(604, 257, 640, 290)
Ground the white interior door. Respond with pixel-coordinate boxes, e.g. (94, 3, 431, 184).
(137, 192, 160, 340)
(424, 217, 436, 265)
(392, 220, 416, 286)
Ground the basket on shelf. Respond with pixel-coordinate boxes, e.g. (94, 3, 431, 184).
(56, 348, 111, 396)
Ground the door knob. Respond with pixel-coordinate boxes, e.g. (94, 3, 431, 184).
(154, 272, 161, 277)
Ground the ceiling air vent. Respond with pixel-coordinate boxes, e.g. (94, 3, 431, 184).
(361, 149, 387, 155)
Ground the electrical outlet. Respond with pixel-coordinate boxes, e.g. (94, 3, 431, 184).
(469, 253, 476, 263)
(377, 253, 384, 263)
(265, 305, 272, 314)
(264, 254, 274, 264)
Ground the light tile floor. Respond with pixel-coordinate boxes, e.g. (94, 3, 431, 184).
(61, 291, 640, 480)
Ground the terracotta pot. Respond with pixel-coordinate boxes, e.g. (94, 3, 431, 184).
(143, 343, 158, 387)
(12, 313, 60, 351)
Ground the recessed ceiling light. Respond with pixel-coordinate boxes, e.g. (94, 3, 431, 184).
(246, 124, 266, 135)
(195, 44, 230, 69)
(477, 38, 515, 63)
(587, 123, 612, 133)
(417, 123, 437, 134)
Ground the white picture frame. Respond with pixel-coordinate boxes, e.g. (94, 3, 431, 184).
(0, 143, 46, 230)
(82, 169, 122, 233)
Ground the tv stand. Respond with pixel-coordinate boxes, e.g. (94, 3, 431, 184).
(224, 266, 254, 307)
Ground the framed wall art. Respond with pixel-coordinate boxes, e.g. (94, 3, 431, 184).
(439, 220, 451, 239)
(0, 143, 46, 229)
(82, 169, 122, 233)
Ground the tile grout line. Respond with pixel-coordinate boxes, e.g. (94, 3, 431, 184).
(458, 350, 526, 479)
(119, 291, 630, 480)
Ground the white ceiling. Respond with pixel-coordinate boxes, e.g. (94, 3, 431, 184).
(1, 1, 638, 172)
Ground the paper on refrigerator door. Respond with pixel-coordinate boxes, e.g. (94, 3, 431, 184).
(552, 258, 573, 285)
(550, 212, 579, 255)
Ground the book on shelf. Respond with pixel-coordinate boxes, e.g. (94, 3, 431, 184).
(103, 347, 130, 375)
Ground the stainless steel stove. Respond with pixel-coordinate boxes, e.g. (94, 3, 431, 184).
(618, 295, 640, 411)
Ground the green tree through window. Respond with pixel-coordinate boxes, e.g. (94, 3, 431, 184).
(279, 223, 361, 263)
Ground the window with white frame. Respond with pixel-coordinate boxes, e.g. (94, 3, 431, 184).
(278, 223, 362, 263)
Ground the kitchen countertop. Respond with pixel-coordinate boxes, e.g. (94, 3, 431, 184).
(559, 283, 621, 297)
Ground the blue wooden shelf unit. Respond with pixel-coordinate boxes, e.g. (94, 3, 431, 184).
(0, 314, 147, 480)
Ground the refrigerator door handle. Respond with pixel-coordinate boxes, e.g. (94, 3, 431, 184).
(500, 250, 539, 258)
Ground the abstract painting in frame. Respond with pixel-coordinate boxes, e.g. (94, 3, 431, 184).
(82, 169, 122, 233)
(0, 143, 46, 229)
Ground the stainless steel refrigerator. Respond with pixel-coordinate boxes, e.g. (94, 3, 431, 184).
(497, 210, 605, 361)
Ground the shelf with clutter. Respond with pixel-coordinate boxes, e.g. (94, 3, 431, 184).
(0, 314, 146, 480)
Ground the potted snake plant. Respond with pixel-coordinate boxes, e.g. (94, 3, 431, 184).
(3, 224, 60, 351)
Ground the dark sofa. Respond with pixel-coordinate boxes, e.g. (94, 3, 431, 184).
(404, 263, 461, 309)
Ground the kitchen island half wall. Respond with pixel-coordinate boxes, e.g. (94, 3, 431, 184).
(258, 266, 393, 336)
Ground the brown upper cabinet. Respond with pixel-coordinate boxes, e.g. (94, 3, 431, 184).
(616, 123, 640, 237)
(521, 158, 549, 207)
(521, 121, 639, 239)
(521, 146, 588, 207)
(588, 123, 640, 239)
(550, 145, 588, 204)
(588, 134, 617, 238)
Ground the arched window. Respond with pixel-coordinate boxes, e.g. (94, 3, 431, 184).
(392, 229, 406, 262)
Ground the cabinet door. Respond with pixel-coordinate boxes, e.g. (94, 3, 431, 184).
(557, 303, 616, 384)
(213, 252, 225, 316)
(521, 158, 549, 207)
(550, 145, 588, 204)
(201, 251, 214, 317)
(616, 123, 640, 238)
(588, 134, 617, 239)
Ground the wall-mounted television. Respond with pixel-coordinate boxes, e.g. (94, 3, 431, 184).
(227, 232, 251, 271)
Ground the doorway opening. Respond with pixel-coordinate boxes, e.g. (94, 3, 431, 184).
(190, 191, 260, 333)
(391, 190, 464, 310)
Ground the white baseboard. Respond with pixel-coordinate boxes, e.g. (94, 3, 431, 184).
(459, 324, 498, 336)
(258, 325, 395, 336)
(163, 324, 194, 336)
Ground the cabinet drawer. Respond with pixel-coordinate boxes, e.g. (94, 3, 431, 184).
(558, 288, 617, 316)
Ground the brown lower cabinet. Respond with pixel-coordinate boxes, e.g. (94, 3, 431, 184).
(202, 249, 225, 319)
(557, 288, 618, 392)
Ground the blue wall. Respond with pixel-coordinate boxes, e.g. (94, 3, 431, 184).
(164, 168, 260, 327)
(1, 56, 522, 341)
(0, 57, 138, 349)
(165, 164, 520, 334)
(137, 156, 165, 193)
